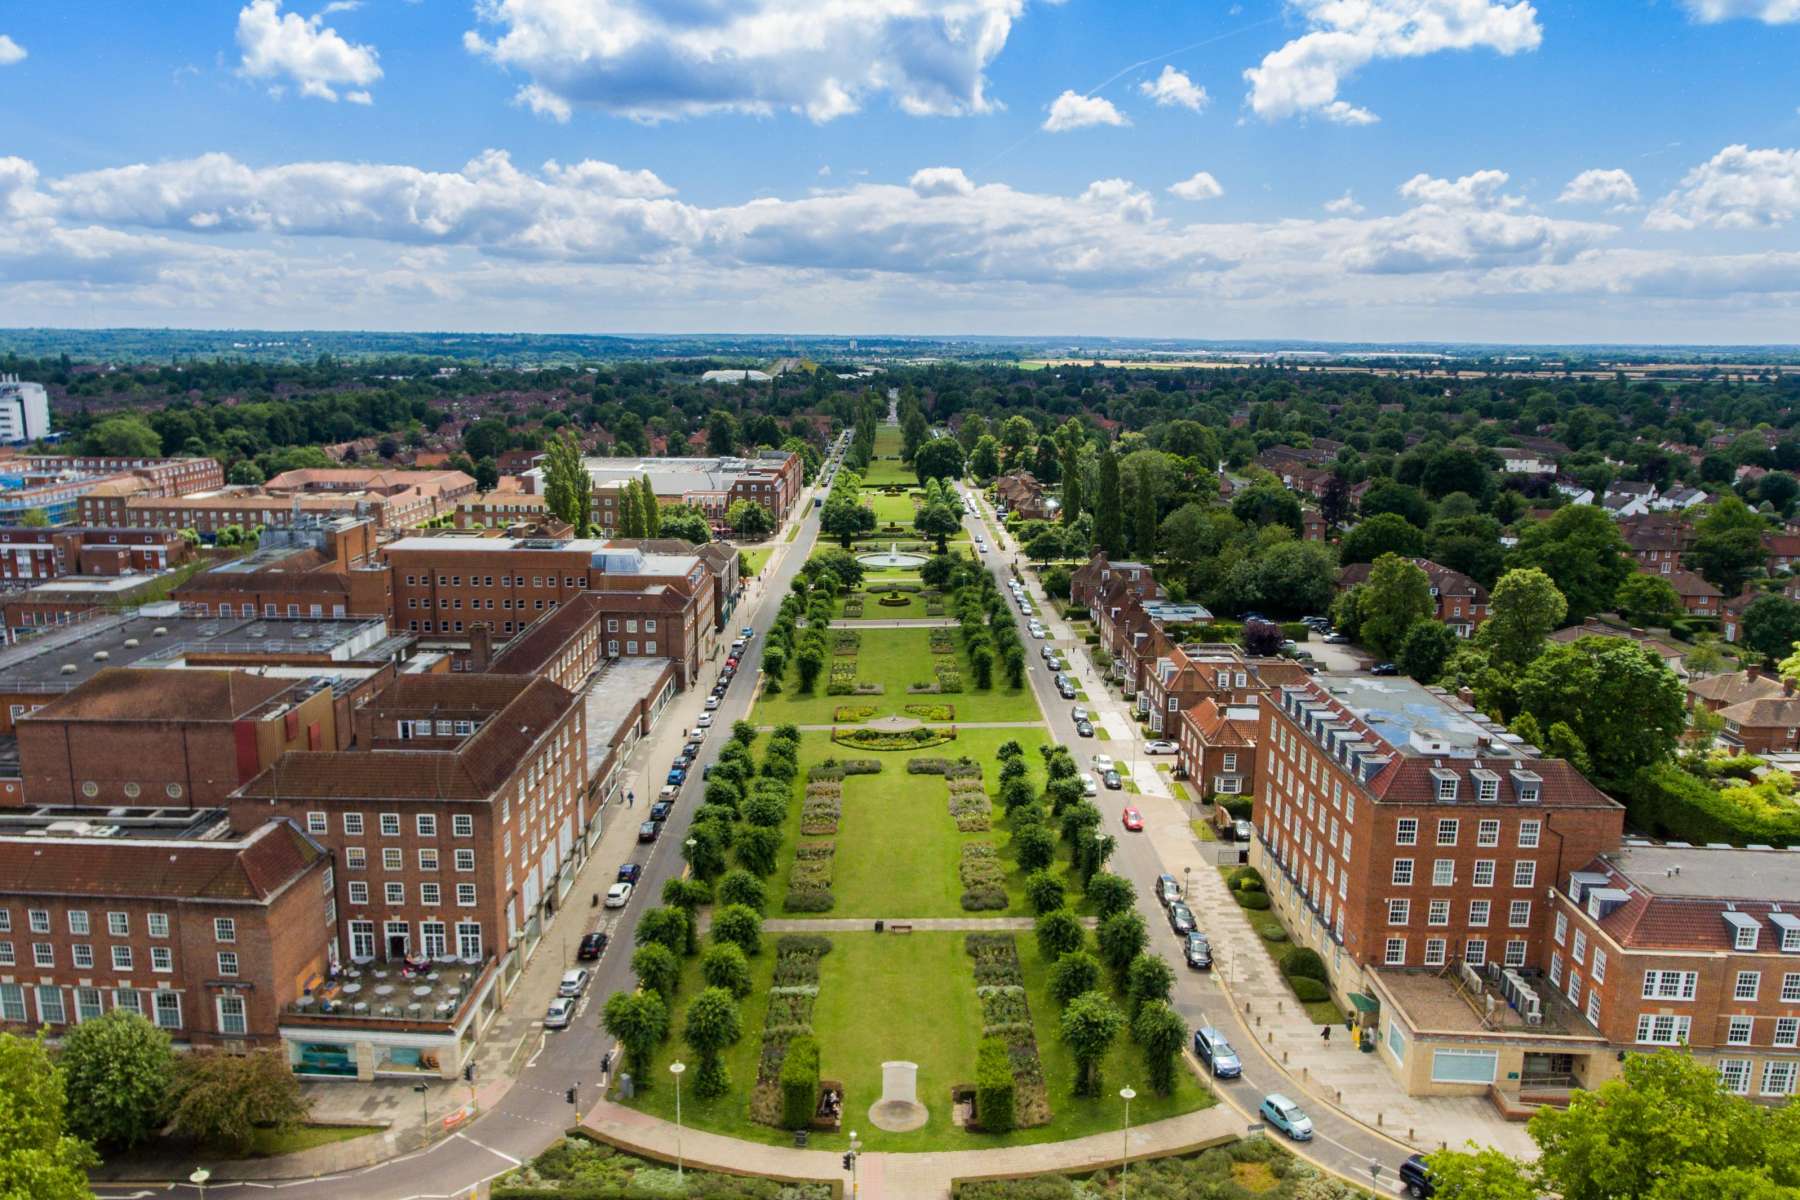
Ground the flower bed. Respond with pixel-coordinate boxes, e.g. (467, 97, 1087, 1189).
(842, 596, 865, 618)
(784, 844, 836, 912)
(832, 630, 861, 655)
(826, 659, 858, 694)
(877, 592, 912, 608)
(948, 779, 992, 832)
(806, 758, 881, 782)
(963, 935, 1050, 1128)
(751, 936, 833, 1127)
(832, 705, 877, 723)
(929, 629, 956, 654)
(925, 595, 946, 617)
(801, 782, 842, 835)
(904, 702, 956, 722)
(866, 582, 924, 595)
(934, 663, 965, 692)
(959, 843, 1007, 910)
(494, 1132, 833, 1199)
(831, 726, 955, 751)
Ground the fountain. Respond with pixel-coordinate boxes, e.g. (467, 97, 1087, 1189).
(857, 541, 928, 569)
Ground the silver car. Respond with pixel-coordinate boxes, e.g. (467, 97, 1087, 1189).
(543, 996, 575, 1029)
(557, 968, 590, 998)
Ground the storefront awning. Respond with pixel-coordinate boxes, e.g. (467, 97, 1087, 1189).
(1348, 992, 1380, 1013)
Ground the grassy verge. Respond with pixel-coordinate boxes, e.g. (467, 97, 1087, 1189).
(786, 523, 802, 542)
(742, 548, 773, 576)
(1190, 819, 1218, 843)
(245, 1123, 380, 1157)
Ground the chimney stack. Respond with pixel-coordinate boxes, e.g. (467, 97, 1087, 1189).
(469, 622, 493, 673)
(1749, 664, 1763, 681)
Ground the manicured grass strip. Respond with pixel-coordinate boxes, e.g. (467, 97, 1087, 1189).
(742, 548, 773, 576)
(755, 626, 1041, 725)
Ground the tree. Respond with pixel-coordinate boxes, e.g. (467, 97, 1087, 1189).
(1517, 636, 1686, 787)
(968, 435, 1001, 481)
(616, 481, 643, 538)
(639, 475, 661, 537)
(711, 904, 763, 957)
(1049, 951, 1103, 1004)
(660, 504, 713, 545)
(85, 414, 161, 457)
(1014, 823, 1056, 873)
(1358, 554, 1434, 658)
(820, 498, 875, 549)
(1690, 496, 1768, 596)
(1339, 512, 1426, 565)
(794, 641, 824, 692)
(901, 407, 929, 462)
(168, 1049, 309, 1152)
(1055, 421, 1085, 524)
(1231, 480, 1302, 535)
(1398, 619, 1458, 682)
(914, 502, 961, 553)
(1124, 953, 1175, 1022)
(1035, 909, 1086, 960)
(914, 437, 965, 484)
(736, 824, 781, 875)
(1508, 504, 1633, 622)
(1360, 479, 1433, 528)
(1427, 513, 1506, 587)
(1094, 446, 1123, 554)
(701, 942, 754, 998)
(716, 869, 767, 913)
(1477, 567, 1569, 670)
(1743, 594, 1800, 665)
(59, 1010, 174, 1150)
(541, 429, 593, 535)
(632, 942, 682, 1000)
(1132, 999, 1187, 1096)
(683, 987, 743, 1099)
(635, 906, 690, 957)
(726, 499, 774, 539)
(706, 409, 739, 457)
(1613, 573, 1685, 628)
(1096, 909, 1149, 978)
(226, 460, 264, 486)
(1059, 991, 1125, 1098)
(1084, 872, 1136, 920)
(1421, 1145, 1539, 1200)
(1131, 477, 1158, 560)
(0, 1031, 99, 1199)
(1024, 870, 1066, 914)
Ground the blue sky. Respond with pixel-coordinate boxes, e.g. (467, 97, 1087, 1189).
(2, 1, 1799, 342)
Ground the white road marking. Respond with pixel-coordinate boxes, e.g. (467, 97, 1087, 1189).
(456, 1132, 523, 1166)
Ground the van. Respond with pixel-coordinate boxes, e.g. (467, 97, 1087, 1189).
(1192, 1027, 1241, 1078)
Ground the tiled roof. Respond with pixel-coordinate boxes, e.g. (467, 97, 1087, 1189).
(488, 593, 604, 676)
(0, 819, 324, 903)
(1689, 672, 1785, 707)
(1337, 557, 1486, 600)
(1182, 698, 1257, 747)
(1368, 755, 1617, 809)
(1717, 695, 1800, 729)
(27, 667, 294, 723)
(1659, 568, 1722, 599)
(1575, 849, 1800, 951)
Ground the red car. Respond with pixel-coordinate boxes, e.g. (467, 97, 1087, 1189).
(1121, 807, 1144, 832)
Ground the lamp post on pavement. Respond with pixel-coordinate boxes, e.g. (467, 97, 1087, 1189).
(189, 1167, 210, 1200)
(669, 1061, 687, 1182)
(1119, 1086, 1136, 1200)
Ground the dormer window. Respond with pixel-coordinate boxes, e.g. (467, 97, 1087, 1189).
(1432, 768, 1459, 802)
(1726, 911, 1761, 951)
(1771, 912, 1800, 952)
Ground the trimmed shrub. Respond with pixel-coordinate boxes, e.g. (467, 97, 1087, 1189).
(779, 1035, 821, 1130)
(1280, 947, 1328, 982)
(974, 1036, 1016, 1133)
(1288, 976, 1331, 1002)
(1236, 891, 1271, 910)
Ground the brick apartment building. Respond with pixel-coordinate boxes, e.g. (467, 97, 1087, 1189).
(84, 469, 475, 534)
(523, 451, 803, 535)
(455, 490, 550, 530)
(1142, 643, 1308, 736)
(1177, 698, 1263, 799)
(3, 574, 187, 640)
(0, 527, 193, 583)
(0, 455, 224, 526)
(383, 537, 717, 684)
(0, 808, 333, 1045)
(1070, 553, 1157, 612)
(1336, 558, 1490, 637)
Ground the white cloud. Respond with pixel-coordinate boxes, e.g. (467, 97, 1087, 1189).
(1081, 178, 1156, 223)
(321, 0, 361, 13)
(1043, 90, 1129, 132)
(1398, 169, 1519, 209)
(464, 0, 1027, 123)
(236, 0, 381, 103)
(0, 35, 25, 66)
(515, 83, 571, 123)
(1168, 172, 1224, 201)
(1680, 1, 1800, 22)
(1646, 145, 1800, 230)
(910, 167, 977, 198)
(1139, 65, 1208, 111)
(1244, 0, 1541, 124)
(1558, 168, 1639, 208)
(1324, 191, 1365, 214)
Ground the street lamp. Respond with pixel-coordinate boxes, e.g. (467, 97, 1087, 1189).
(1119, 1086, 1136, 1200)
(1183, 866, 1192, 901)
(189, 1167, 210, 1200)
(669, 1061, 687, 1182)
(848, 1129, 862, 1198)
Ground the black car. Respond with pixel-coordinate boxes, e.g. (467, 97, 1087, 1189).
(1399, 1154, 1435, 1198)
(1167, 901, 1196, 935)
(616, 863, 643, 884)
(1103, 769, 1122, 790)
(674, 749, 695, 769)
(1058, 682, 1079, 700)
(637, 820, 663, 843)
(649, 800, 673, 823)
(577, 931, 609, 962)
(1075, 719, 1094, 737)
(1371, 662, 1400, 676)
(1184, 931, 1212, 969)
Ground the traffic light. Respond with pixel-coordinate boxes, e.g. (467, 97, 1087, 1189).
(566, 1086, 577, 1104)
(842, 1153, 854, 1171)
(463, 1063, 476, 1083)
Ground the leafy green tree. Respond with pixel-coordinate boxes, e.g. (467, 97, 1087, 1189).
(1024, 870, 1066, 914)
(683, 987, 744, 1099)
(542, 429, 593, 535)
(1613, 573, 1685, 628)
(1056, 420, 1085, 524)
(1690, 496, 1768, 596)
(638, 475, 661, 537)
(635, 906, 690, 957)
(1477, 567, 1569, 670)
(1508, 504, 1633, 622)
(1084, 872, 1136, 920)
(1427, 513, 1506, 587)
(706, 409, 739, 456)
(1357, 554, 1434, 658)
(59, 1009, 173, 1150)
(1096, 909, 1149, 978)
(914, 502, 962, 553)
(615, 477, 643, 537)
(168, 1049, 309, 1152)
(735, 825, 781, 875)
(1741, 594, 1800, 665)
(1398, 619, 1458, 682)
(711, 904, 763, 956)
(794, 641, 825, 692)
(1132, 999, 1187, 1097)
(726, 499, 774, 539)
(700, 942, 754, 998)
(1124, 954, 1175, 1022)
(1517, 636, 1686, 787)
(1059, 991, 1125, 1098)
(716, 869, 768, 913)
(1095, 446, 1123, 554)
(901, 406, 929, 462)
(968, 435, 1002, 480)
(1014, 823, 1056, 873)
(1230, 480, 1302, 535)
(1420, 1145, 1540, 1200)
(84, 414, 162, 456)
(1131, 477, 1158, 561)
(1049, 951, 1104, 1004)
(1359, 479, 1433, 528)
(1339, 512, 1426, 565)
(632, 942, 681, 1001)
(1035, 909, 1086, 960)
(820, 497, 875, 548)
(914, 437, 965, 484)
(1025, 526, 1067, 564)
(0, 1031, 99, 1198)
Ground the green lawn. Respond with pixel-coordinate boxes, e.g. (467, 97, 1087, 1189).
(742, 548, 773, 576)
(842, 591, 927, 619)
(245, 1123, 380, 1157)
(860, 457, 917, 486)
(867, 491, 919, 524)
(756, 627, 1043, 725)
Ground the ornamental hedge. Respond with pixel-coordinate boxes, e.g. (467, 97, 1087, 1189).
(974, 1036, 1016, 1133)
(779, 1035, 821, 1130)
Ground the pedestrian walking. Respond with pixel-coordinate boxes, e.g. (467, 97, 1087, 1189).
(601, 1050, 613, 1079)
(1320, 1025, 1331, 1044)
(626, 790, 634, 809)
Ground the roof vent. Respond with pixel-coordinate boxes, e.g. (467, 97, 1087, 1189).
(153, 626, 168, 636)
(123, 638, 139, 648)
(93, 650, 109, 661)
(60, 663, 77, 675)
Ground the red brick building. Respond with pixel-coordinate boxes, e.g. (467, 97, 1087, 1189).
(0, 527, 192, 583)
(1142, 643, 1308, 737)
(527, 452, 802, 535)
(1176, 697, 1263, 799)
(1336, 558, 1489, 637)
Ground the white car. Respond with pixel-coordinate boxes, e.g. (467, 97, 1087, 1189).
(704, 696, 721, 711)
(558, 968, 590, 998)
(1092, 754, 1116, 774)
(544, 996, 575, 1029)
(695, 713, 714, 728)
(1080, 773, 1099, 797)
(605, 882, 634, 908)
(1030, 625, 1046, 639)
(1145, 740, 1178, 755)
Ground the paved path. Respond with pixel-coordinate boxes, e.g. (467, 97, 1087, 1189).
(584, 1098, 1244, 1199)
(759, 916, 1099, 932)
(829, 618, 958, 628)
(783, 720, 1048, 731)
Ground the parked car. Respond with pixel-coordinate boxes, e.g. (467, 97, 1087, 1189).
(1259, 1094, 1314, 1141)
(1144, 740, 1178, 755)
(704, 696, 721, 711)
(741, 626, 755, 641)
(1193, 1026, 1240, 1077)
(1324, 632, 1352, 644)
(637, 820, 662, 843)
(1184, 931, 1213, 969)
(695, 713, 714, 728)
(1371, 662, 1400, 676)
(730, 638, 747, 654)
(1233, 819, 1254, 843)
(1059, 681, 1079, 701)
(649, 800, 673, 823)
(606, 881, 635, 907)
(1045, 654, 1063, 672)
(1156, 874, 1180, 907)
(1029, 624, 1046, 639)
(577, 931, 609, 961)
(1091, 754, 1115, 773)
(557, 968, 591, 998)
(1080, 773, 1098, 797)
(1071, 705, 1090, 722)
(1121, 806, 1143, 831)
(1103, 769, 1123, 790)
(1167, 901, 1196, 935)
(616, 863, 643, 884)
(1040, 643, 1058, 660)
(1399, 1155, 1436, 1198)
(666, 766, 687, 786)
(543, 996, 576, 1029)
(673, 750, 695, 770)
(685, 737, 704, 756)
(1074, 719, 1094, 737)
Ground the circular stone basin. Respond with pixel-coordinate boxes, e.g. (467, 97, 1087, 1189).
(857, 550, 927, 568)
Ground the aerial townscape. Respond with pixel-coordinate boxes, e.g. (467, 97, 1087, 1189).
(3, 3, 1800, 1200)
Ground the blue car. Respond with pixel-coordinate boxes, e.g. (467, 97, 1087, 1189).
(666, 766, 687, 786)
(1259, 1093, 1314, 1141)
(1192, 1026, 1239, 1077)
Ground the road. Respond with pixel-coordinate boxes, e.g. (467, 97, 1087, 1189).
(957, 485, 1419, 1197)
(95, 446, 843, 1200)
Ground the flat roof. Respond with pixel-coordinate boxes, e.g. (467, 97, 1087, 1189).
(584, 658, 674, 774)
(0, 804, 235, 843)
(1314, 675, 1491, 757)
(1604, 844, 1800, 902)
(18, 571, 177, 596)
(384, 537, 700, 577)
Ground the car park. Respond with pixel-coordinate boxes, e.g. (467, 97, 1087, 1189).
(1091, 754, 1115, 773)
(1080, 773, 1098, 796)
(1193, 1027, 1240, 1077)
(1144, 740, 1177, 755)
(558, 968, 591, 998)
(1259, 1094, 1314, 1141)
(616, 863, 643, 884)
(1167, 901, 1195, 935)
(577, 931, 609, 961)
(1398, 1155, 1436, 1198)
(637, 820, 662, 843)
(1156, 875, 1180, 906)
(1103, 769, 1122, 790)
(1075, 719, 1094, 737)
(606, 880, 636, 906)
(1184, 931, 1213, 969)
(1121, 806, 1143, 831)
(543, 996, 576, 1029)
